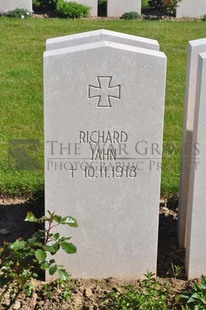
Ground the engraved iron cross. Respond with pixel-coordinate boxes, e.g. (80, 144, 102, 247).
(88, 76, 121, 108)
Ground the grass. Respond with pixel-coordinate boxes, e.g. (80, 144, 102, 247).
(0, 17, 206, 196)
(101, 274, 206, 309)
(102, 273, 172, 309)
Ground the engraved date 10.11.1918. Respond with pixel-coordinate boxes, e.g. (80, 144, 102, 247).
(65, 165, 137, 178)
(83, 165, 137, 178)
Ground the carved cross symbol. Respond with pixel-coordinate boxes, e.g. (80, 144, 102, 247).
(88, 76, 121, 108)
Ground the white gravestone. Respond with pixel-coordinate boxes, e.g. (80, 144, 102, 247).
(0, 0, 32, 13)
(176, 0, 206, 18)
(64, 0, 97, 16)
(178, 39, 206, 248)
(44, 37, 166, 279)
(185, 52, 206, 279)
(46, 29, 159, 51)
(107, 0, 141, 17)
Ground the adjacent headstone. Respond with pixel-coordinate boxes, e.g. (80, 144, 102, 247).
(107, 0, 141, 17)
(46, 29, 159, 51)
(178, 39, 206, 248)
(176, 0, 206, 18)
(0, 0, 32, 13)
(185, 52, 206, 280)
(64, 0, 97, 16)
(44, 33, 166, 279)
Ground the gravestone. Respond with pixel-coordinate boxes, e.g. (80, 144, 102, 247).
(107, 0, 141, 17)
(46, 29, 159, 51)
(44, 32, 167, 279)
(178, 39, 206, 248)
(185, 52, 206, 280)
(176, 0, 206, 18)
(64, 0, 97, 16)
(0, 0, 32, 13)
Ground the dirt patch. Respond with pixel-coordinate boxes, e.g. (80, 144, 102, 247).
(0, 277, 192, 309)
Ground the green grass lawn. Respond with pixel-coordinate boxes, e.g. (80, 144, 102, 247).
(0, 17, 205, 197)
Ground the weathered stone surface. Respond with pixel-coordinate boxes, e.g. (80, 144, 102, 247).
(46, 29, 159, 51)
(176, 0, 206, 18)
(0, 0, 32, 13)
(107, 0, 141, 17)
(178, 39, 206, 248)
(186, 52, 206, 279)
(64, 0, 97, 16)
(44, 37, 166, 279)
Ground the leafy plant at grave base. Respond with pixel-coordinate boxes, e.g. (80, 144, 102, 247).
(148, 0, 162, 9)
(142, 0, 149, 9)
(4, 8, 31, 18)
(164, 0, 182, 16)
(171, 263, 184, 278)
(32, 0, 57, 11)
(177, 275, 206, 309)
(148, 0, 181, 15)
(202, 15, 206, 21)
(40, 278, 72, 301)
(101, 272, 171, 309)
(121, 11, 143, 20)
(0, 211, 78, 299)
(56, 0, 90, 18)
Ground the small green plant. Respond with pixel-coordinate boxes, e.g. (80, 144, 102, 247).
(144, 271, 155, 280)
(0, 211, 77, 297)
(102, 272, 171, 309)
(142, 0, 150, 9)
(56, 0, 90, 18)
(121, 11, 142, 20)
(148, 0, 181, 15)
(148, 0, 162, 9)
(41, 278, 72, 301)
(177, 275, 206, 309)
(164, 0, 181, 16)
(33, 0, 57, 10)
(171, 263, 184, 278)
(202, 15, 206, 21)
(5, 8, 31, 18)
